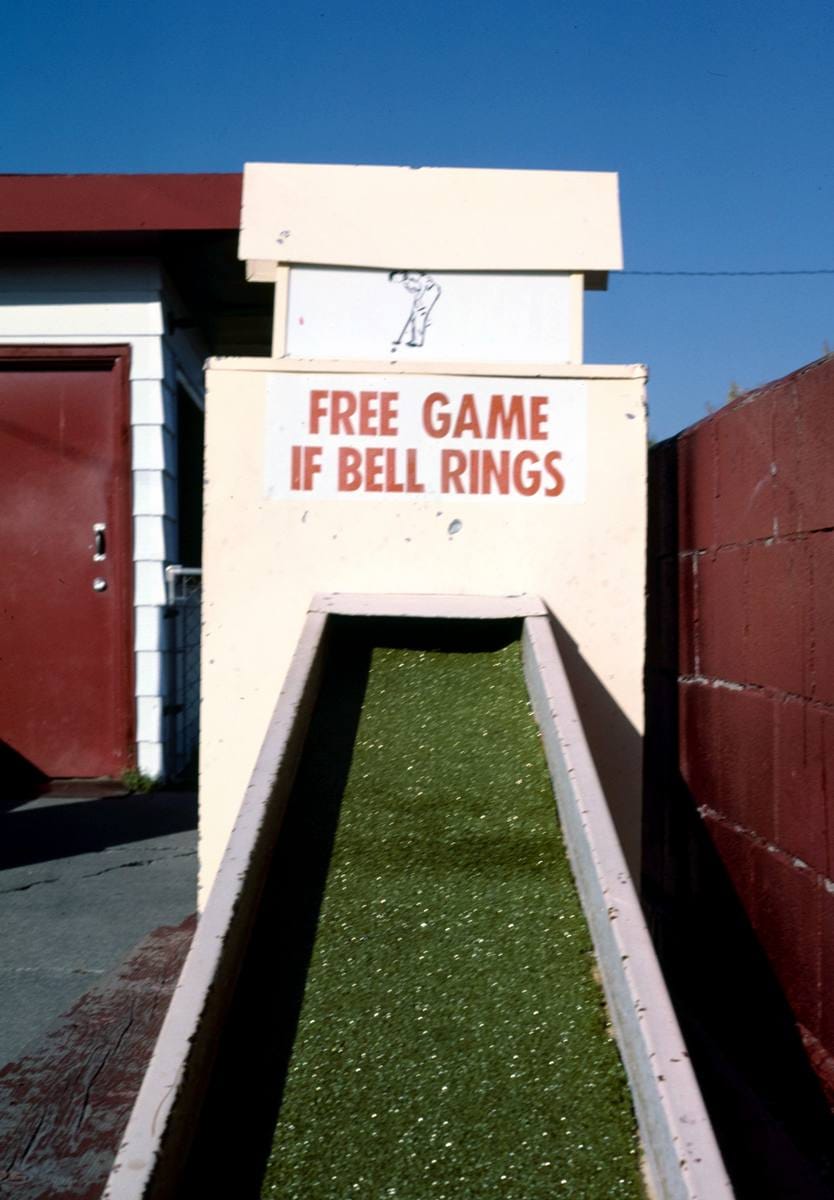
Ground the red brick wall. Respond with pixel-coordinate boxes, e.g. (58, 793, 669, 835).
(647, 353, 834, 1113)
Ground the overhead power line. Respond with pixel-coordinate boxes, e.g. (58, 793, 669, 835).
(622, 268, 834, 277)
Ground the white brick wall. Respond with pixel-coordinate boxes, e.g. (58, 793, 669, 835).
(0, 258, 207, 781)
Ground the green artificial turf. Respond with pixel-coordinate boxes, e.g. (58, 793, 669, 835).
(260, 638, 645, 1199)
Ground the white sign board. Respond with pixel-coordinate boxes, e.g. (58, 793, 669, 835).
(265, 374, 587, 503)
(285, 268, 575, 363)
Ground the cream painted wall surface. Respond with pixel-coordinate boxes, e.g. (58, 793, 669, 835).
(199, 359, 647, 905)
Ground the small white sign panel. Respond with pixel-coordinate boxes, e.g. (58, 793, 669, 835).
(285, 268, 574, 363)
(265, 374, 587, 503)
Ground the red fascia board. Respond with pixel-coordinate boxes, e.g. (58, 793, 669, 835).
(0, 173, 242, 234)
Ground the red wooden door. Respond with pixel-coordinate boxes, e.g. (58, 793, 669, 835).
(0, 347, 134, 781)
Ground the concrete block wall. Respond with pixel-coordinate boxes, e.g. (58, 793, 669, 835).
(647, 353, 834, 1113)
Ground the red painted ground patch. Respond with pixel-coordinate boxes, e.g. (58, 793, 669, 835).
(0, 915, 194, 1200)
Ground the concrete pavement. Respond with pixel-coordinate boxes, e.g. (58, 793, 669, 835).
(0, 788, 197, 1067)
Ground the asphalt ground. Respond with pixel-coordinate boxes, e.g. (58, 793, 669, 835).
(0, 788, 197, 1067)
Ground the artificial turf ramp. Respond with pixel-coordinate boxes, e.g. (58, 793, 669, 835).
(260, 633, 645, 1199)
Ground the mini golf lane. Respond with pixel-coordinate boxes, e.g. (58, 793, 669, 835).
(259, 640, 645, 1199)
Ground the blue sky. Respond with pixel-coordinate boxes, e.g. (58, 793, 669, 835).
(3, 0, 833, 438)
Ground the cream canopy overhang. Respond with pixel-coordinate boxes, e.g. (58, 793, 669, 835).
(240, 162, 622, 288)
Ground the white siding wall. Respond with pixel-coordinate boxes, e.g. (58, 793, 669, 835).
(0, 259, 207, 780)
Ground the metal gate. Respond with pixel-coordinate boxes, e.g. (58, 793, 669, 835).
(165, 565, 202, 779)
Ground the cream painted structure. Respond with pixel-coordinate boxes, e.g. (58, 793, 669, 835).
(242, 162, 616, 359)
(199, 357, 647, 902)
(198, 162, 645, 905)
(240, 162, 622, 275)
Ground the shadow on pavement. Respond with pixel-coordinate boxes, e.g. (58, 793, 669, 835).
(0, 790, 198, 871)
(0, 743, 49, 812)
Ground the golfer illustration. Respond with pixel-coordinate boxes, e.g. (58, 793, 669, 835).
(389, 271, 441, 349)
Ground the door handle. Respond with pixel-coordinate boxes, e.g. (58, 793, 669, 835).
(93, 523, 106, 561)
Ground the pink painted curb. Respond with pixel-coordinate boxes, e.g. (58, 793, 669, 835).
(523, 615, 731, 1199)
